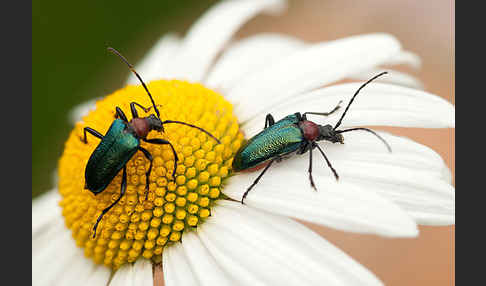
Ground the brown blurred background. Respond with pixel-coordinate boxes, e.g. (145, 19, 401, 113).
(234, 0, 454, 285)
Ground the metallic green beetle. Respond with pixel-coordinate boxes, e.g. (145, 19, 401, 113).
(233, 72, 392, 204)
(83, 48, 220, 238)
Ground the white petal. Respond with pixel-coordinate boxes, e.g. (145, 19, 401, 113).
(332, 131, 452, 183)
(205, 33, 305, 91)
(33, 191, 111, 286)
(198, 201, 384, 286)
(323, 132, 455, 225)
(350, 68, 424, 89)
(225, 169, 418, 237)
(163, 243, 200, 286)
(167, 0, 286, 82)
(69, 97, 100, 125)
(111, 259, 153, 286)
(179, 232, 235, 286)
(132, 259, 153, 286)
(85, 266, 112, 286)
(56, 248, 97, 286)
(321, 161, 454, 225)
(330, 132, 452, 184)
(110, 263, 133, 286)
(32, 218, 65, 258)
(33, 228, 83, 286)
(243, 82, 454, 136)
(407, 211, 455, 225)
(32, 190, 62, 237)
(383, 50, 422, 69)
(229, 33, 402, 121)
(126, 33, 181, 84)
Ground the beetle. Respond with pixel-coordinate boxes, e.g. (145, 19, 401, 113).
(83, 47, 220, 238)
(233, 72, 391, 204)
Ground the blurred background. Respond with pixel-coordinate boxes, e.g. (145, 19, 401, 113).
(33, 0, 454, 285)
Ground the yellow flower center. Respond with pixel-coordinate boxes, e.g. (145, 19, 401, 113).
(58, 80, 244, 269)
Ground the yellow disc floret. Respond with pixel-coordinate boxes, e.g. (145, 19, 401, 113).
(58, 80, 244, 269)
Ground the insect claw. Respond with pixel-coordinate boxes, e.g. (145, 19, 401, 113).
(310, 182, 317, 191)
(309, 173, 317, 191)
(240, 195, 246, 205)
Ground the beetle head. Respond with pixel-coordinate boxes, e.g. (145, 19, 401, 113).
(146, 114, 165, 133)
(318, 124, 344, 144)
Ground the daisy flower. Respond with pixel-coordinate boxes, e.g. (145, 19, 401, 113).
(32, 0, 454, 285)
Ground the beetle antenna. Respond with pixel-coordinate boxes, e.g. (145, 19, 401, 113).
(162, 120, 221, 144)
(333, 71, 388, 130)
(337, 127, 392, 152)
(107, 47, 161, 119)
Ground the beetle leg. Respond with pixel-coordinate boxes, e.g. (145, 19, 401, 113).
(115, 107, 129, 122)
(138, 146, 153, 200)
(296, 141, 311, 155)
(308, 142, 317, 191)
(130, 102, 163, 119)
(314, 143, 339, 181)
(82, 127, 104, 144)
(295, 112, 304, 121)
(302, 100, 343, 118)
(130, 102, 149, 119)
(92, 166, 127, 238)
(241, 158, 277, 204)
(264, 114, 275, 129)
(143, 138, 178, 181)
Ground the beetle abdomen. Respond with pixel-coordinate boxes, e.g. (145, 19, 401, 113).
(233, 115, 303, 171)
(85, 119, 140, 193)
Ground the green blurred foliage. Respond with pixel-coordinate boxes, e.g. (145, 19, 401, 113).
(33, 0, 217, 198)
